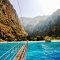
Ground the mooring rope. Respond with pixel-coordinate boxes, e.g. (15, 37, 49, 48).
(0, 43, 20, 59)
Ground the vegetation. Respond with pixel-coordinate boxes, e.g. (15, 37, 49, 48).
(26, 35, 60, 41)
(26, 36, 44, 41)
(0, 0, 60, 42)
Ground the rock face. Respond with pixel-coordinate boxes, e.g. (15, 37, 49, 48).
(25, 9, 60, 37)
(0, 0, 27, 41)
(25, 16, 49, 36)
(47, 9, 60, 36)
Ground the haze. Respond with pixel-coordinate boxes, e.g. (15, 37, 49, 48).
(9, 0, 60, 18)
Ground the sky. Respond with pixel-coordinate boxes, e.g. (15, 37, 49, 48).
(9, 0, 60, 18)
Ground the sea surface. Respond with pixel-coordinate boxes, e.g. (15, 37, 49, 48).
(0, 42, 26, 60)
(0, 42, 60, 60)
(26, 42, 60, 60)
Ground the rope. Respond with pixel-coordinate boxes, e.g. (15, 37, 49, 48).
(4, 50, 14, 60)
(17, 0, 29, 45)
(0, 43, 19, 59)
(9, 51, 16, 60)
(1, 44, 27, 60)
(6, 48, 18, 60)
(17, 0, 24, 24)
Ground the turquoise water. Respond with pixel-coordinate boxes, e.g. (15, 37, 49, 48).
(0, 42, 25, 60)
(26, 42, 60, 60)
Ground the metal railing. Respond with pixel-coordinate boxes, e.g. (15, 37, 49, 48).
(0, 43, 24, 60)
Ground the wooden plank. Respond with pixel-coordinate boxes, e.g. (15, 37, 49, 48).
(14, 45, 27, 60)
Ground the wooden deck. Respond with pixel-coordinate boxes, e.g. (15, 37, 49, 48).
(14, 45, 27, 60)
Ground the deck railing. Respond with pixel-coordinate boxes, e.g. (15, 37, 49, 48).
(14, 41, 28, 60)
(0, 43, 24, 60)
(14, 45, 27, 60)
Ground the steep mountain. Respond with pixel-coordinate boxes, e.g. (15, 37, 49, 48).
(0, 0, 27, 41)
(25, 16, 49, 36)
(32, 9, 60, 36)
(47, 9, 60, 36)
(25, 9, 60, 36)
(33, 19, 50, 36)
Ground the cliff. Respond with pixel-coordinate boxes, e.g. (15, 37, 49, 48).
(0, 0, 27, 41)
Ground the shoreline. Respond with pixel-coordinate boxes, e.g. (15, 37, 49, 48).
(0, 40, 60, 43)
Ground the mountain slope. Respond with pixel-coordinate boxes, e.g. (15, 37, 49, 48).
(25, 16, 49, 36)
(25, 9, 60, 36)
(32, 9, 60, 36)
(0, 0, 27, 41)
(47, 9, 60, 36)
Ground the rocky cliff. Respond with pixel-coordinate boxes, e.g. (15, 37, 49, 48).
(25, 9, 60, 37)
(0, 0, 27, 41)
